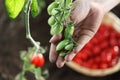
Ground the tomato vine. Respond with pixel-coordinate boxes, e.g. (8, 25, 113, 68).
(5, 0, 48, 80)
(47, 0, 76, 57)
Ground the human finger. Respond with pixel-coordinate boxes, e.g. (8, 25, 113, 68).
(49, 34, 62, 43)
(56, 56, 66, 68)
(49, 43, 58, 63)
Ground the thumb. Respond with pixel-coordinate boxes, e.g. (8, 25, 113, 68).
(70, 0, 90, 25)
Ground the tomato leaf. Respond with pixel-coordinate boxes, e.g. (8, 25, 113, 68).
(20, 51, 27, 61)
(14, 73, 27, 80)
(31, 0, 40, 18)
(34, 68, 42, 79)
(5, 0, 25, 19)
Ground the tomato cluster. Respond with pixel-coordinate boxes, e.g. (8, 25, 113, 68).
(48, 0, 76, 57)
(73, 24, 120, 69)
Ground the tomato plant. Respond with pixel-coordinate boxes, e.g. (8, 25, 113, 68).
(5, 0, 48, 80)
(47, 0, 76, 57)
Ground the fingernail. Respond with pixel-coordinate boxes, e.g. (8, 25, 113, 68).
(56, 62, 65, 68)
(49, 37, 53, 43)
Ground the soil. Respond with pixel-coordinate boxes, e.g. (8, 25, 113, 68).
(0, 0, 120, 80)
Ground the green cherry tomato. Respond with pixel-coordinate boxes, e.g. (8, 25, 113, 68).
(47, 2, 59, 15)
(48, 16, 56, 26)
(59, 52, 66, 57)
(51, 8, 59, 15)
(56, 40, 69, 51)
(50, 23, 64, 35)
(65, 43, 74, 50)
(68, 24, 74, 36)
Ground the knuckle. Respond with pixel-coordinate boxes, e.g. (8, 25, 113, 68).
(91, 2, 104, 17)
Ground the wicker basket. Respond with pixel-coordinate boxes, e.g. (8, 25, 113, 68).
(66, 12, 120, 77)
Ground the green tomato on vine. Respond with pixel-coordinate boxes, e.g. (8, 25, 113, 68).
(5, 0, 47, 80)
(47, 0, 76, 57)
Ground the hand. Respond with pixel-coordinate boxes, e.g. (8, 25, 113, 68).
(49, 0, 104, 68)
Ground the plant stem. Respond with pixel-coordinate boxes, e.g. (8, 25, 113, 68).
(24, 0, 39, 50)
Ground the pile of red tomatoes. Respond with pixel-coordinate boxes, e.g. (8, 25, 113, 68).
(73, 24, 120, 69)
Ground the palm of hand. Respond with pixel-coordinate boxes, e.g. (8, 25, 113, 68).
(49, 0, 104, 68)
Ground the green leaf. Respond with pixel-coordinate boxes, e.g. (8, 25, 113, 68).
(5, 0, 25, 19)
(42, 69, 49, 78)
(14, 73, 26, 80)
(23, 58, 30, 71)
(20, 51, 27, 60)
(34, 68, 42, 79)
(28, 64, 36, 71)
(20, 51, 32, 63)
(50, 23, 63, 35)
(31, 0, 40, 17)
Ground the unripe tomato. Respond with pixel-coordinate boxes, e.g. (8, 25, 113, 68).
(48, 16, 56, 26)
(31, 53, 45, 67)
(47, 2, 59, 15)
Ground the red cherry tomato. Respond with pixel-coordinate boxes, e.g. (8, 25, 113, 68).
(109, 57, 118, 67)
(91, 64, 98, 69)
(31, 53, 45, 67)
(99, 62, 108, 69)
(94, 56, 101, 63)
(79, 52, 89, 61)
(92, 45, 101, 56)
(111, 46, 119, 58)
